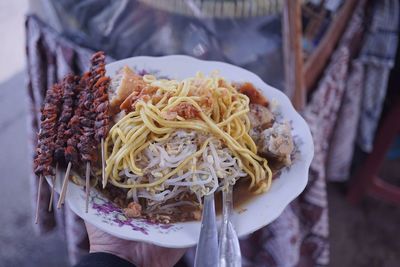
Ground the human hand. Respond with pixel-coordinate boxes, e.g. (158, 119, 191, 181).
(85, 222, 186, 267)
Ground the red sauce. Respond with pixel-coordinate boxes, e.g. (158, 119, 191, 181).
(238, 82, 269, 107)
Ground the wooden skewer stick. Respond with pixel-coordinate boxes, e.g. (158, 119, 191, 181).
(35, 175, 44, 224)
(57, 162, 71, 208)
(48, 163, 58, 212)
(48, 175, 56, 212)
(101, 138, 106, 188)
(85, 161, 91, 213)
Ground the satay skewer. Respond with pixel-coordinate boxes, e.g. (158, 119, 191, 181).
(92, 76, 111, 189)
(53, 74, 80, 210)
(82, 51, 110, 212)
(33, 83, 63, 223)
(57, 72, 85, 208)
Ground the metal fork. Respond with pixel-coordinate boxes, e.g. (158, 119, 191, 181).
(218, 185, 241, 267)
(194, 193, 219, 267)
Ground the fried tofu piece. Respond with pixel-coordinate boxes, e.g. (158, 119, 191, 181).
(109, 66, 147, 114)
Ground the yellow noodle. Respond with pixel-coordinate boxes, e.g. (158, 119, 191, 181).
(104, 73, 273, 194)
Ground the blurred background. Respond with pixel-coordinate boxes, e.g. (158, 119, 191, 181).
(0, 0, 399, 266)
(0, 1, 71, 266)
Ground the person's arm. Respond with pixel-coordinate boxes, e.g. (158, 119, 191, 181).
(74, 252, 136, 267)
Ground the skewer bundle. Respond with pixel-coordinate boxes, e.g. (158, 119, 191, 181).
(34, 51, 110, 221)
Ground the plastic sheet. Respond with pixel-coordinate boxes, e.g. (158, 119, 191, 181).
(40, 0, 285, 89)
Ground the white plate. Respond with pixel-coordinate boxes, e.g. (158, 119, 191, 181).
(50, 55, 314, 248)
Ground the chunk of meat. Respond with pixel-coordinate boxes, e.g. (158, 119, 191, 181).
(248, 104, 274, 129)
(123, 202, 142, 218)
(258, 122, 294, 166)
(237, 82, 269, 107)
(248, 104, 275, 144)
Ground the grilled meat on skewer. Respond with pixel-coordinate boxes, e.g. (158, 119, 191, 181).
(58, 74, 85, 208)
(93, 76, 111, 142)
(54, 74, 80, 163)
(34, 83, 63, 177)
(78, 51, 108, 164)
(77, 72, 98, 164)
(89, 52, 111, 188)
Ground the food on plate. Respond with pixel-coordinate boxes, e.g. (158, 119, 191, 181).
(103, 69, 294, 223)
(33, 52, 294, 224)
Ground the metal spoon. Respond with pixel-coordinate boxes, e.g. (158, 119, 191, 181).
(218, 185, 241, 267)
(194, 193, 219, 267)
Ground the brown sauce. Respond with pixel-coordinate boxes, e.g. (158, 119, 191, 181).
(214, 169, 280, 216)
(99, 168, 281, 223)
(214, 178, 256, 215)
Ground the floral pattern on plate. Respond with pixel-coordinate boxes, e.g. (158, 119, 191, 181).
(89, 190, 182, 235)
